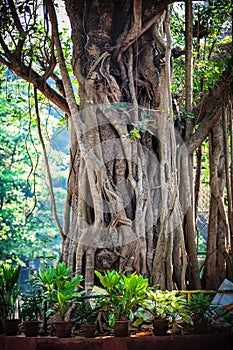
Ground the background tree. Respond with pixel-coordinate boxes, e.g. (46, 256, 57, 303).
(0, 71, 67, 264)
(0, 0, 232, 290)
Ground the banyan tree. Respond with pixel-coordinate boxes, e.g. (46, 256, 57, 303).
(0, 0, 232, 290)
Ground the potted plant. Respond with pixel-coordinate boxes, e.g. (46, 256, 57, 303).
(188, 292, 214, 333)
(75, 301, 100, 338)
(95, 270, 149, 337)
(145, 289, 190, 335)
(20, 272, 43, 337)
(38, 262, 84, 338)
(0, 263, 21, 335)
(21, 290, 43, 336)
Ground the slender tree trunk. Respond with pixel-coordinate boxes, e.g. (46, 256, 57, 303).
(183, 0, 201, 289)
(202, 120, 230, 289)
(185, 0, 193, 115)
(194, 145, 202, 219)
(223, 103, 233, 279)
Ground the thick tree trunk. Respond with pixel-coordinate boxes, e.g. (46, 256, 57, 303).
(1, 0, 233, 291)
(59, 0, 189, 290)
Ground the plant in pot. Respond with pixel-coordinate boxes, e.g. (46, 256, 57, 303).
(145, 290, 190, 336)
(75, 300, 100, 338)
(188, 292, 214, 334)
(20, 273, 43, 337)
(0, 263, 21, 335)
(38, 262, 84, 338)
(95, 269, 149, 337)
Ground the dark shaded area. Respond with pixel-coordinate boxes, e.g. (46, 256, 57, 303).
(0, 333, 233, 350)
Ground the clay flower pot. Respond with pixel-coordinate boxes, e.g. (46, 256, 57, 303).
(23, 320, 41, 337)
(82, 323, 97, 338)
(54, 321, 73, 338)
(2, 319, 20, 336)
(0, 320, 4, 334)
(152, 318, 169, 336)
(193, 318, 209, 334)
(114, 320, 129, 337)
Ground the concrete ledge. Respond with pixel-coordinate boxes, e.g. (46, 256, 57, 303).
(0, 333, 233, 350)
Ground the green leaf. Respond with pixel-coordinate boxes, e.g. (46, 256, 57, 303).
(129, 309, 134, 321)
(108, 313, 115, 327)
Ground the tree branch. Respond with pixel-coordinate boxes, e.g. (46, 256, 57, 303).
(6, 0, 26, 58)
(0, 22, 69, 114)
(117, 11, 161, 62)
(186, 65, 233, 154)
(44, 0, 79, 118)
(34, 87, 65, 240)
(0, 48, 69, 114)
(185, 0, 193, 113)
(7, 0, 24, 33)
(39, 40, 57, 82)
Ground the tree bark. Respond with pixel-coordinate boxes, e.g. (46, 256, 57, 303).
(186, 66, 233, 155)
(182, 0, 201, 289)
(223, 103, 233, 279)
(58, 0, 189, 290)
(1, 0, 232, 291)
(202, 120, 229, 289)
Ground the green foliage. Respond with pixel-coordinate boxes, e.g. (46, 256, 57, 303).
(0, 1, 51, 72)
(188, 292, 214, 321)
(197, 230, 207, 254)
(38, 262, 84, 321)
(0, 263, 21, 319)
(95, 271, 193, 329)
(75, 301, 100, 324)
(21, 286, 43, 321)
(123, 118, 157, 141)
(0, 0, 77, 104)
(94, 269, 121, 295)
(37, 265, 58, 299)
(0, 73, 69, 265)
(171, 1, 232, 105)
(145, 289, 190, 324)
(95, 270, 149, 327)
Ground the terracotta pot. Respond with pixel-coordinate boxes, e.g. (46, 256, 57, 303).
(113, 320, 129, 337)
(2, 319, 20, 335)
(54, 321, 73, 338)
(193, 318, 209, 334)
(0, 319, 4, 334)
(82, 323, 97, 338)
(152, 318, 169, 336)
(23, 320, 41, 337)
